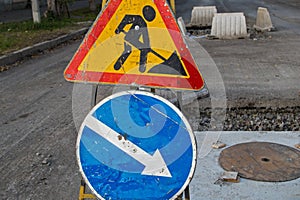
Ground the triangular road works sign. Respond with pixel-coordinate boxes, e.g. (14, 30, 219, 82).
(64, 0, 204, 90)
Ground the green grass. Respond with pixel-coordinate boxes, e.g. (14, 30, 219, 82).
(0, 7, 99, 55)
(0, 18, 72, 32)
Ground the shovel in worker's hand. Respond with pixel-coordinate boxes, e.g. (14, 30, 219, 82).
(148, 50, 187, 76)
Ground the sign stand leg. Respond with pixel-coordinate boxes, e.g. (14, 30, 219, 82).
(78, 179, 96, 200)
(184, 185, 190, 200)
(176, 91, 191, 200)
(91, 85, 98, 108)
(78, 85, 99, 200)
(176, 91, 183, 110)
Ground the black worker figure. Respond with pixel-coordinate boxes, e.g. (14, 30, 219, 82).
(114, 5, 156, 73)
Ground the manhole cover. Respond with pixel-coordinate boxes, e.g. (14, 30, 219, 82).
(219, 142, 300, 182)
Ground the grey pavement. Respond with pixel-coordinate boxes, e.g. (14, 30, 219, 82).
(191, 131, 300, 200)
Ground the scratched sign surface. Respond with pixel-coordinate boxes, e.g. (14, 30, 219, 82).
(77, 91, 197, 199)
(64, 0, 204, 90)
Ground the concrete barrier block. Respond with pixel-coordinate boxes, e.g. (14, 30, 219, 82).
(254, 7, 274, 31)
(177, 17, 188, 36)
(190, 6, 217, 27)
(211, 13, 248, 39)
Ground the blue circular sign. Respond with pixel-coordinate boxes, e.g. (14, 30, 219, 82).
(77, 90, 196, 199)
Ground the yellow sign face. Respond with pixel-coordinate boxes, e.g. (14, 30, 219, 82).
(79, 2, 185, 75)
(64, 0, 204, 90)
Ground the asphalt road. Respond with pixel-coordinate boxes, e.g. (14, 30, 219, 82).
(1, 0, 300, 199)
(181, 0, 300, 107)
(0, 43, 80, 199)
(177, 0, 300, 35)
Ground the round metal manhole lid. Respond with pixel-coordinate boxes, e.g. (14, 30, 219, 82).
(219, 142, 300, 182)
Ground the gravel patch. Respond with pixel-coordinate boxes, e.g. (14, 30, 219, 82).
(195, 107, 300, 131)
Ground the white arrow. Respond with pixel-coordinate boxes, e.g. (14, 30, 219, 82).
(85, 115, 172, 178)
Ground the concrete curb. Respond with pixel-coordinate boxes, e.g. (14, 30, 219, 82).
(0, 27, 89, 67)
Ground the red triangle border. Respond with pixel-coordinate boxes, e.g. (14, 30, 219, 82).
(64, 0, 204, 90)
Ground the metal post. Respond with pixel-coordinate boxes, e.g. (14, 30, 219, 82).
(176, 91, 183, 110)
(150, 88, 156, 94)
(91, 85, 98, 108)
(184, 185, 190, 200)
(78, 85, 99, 200)
(176, 91, 191, 200)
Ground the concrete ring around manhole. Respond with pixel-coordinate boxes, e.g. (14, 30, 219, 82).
(219, 142, 300, 182)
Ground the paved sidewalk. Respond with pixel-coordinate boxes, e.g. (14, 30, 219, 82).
(191, 131, 300, 200)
